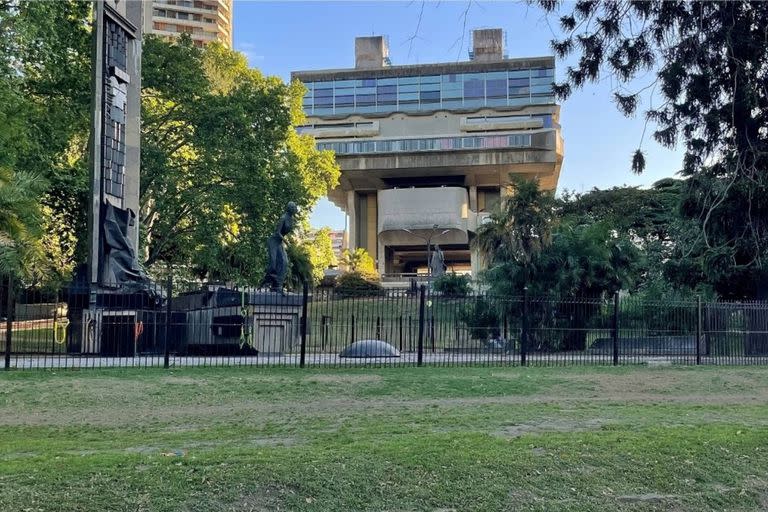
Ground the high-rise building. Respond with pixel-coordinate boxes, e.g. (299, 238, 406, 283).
(328, 230, 346, 262)
(145, 0, 233, 49)
(292, 29, 563, 280)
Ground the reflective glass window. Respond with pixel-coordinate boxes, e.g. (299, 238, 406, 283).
(335, 95, 354, 107)
(530, 76, 554, 85)
(464, 79, 484, 99)
(377, 93, 397, 103)
(508, 78, 530, 87)
(356, 94, 376, 106)
(486, 79, 506, 98)
(508, 69, 531, 79)
(420, 91, 440, 102)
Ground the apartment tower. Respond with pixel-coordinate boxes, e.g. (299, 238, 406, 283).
(145, 0, 233, 48)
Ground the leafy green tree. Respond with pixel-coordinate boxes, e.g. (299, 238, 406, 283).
(484, 222, 641, 299)
(558, 179, 682, 243)
(539, 1, 768, 298)
(340, 248, 378, 280)
(140, 37, 340, 283)
(306, 227, 338, 285)
(0, 0, 91, 282)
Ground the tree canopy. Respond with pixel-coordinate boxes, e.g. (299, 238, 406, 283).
(0, 0, 91, 283)
(540, 0, 768, 298)
(1, 3, 340, 287)
(140, 36, 339, 284)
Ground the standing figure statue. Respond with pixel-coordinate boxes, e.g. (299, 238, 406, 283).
(430, 244, 446, 278)
(260, 202, 298, 292)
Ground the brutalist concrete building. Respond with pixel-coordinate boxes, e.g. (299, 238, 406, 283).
(292, 29, 564, 279)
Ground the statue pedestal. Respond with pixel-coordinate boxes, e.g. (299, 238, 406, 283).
(174, 287, 305, 356)
(245, 292, 303, 355)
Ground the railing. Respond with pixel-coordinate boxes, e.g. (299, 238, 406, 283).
(2, 275, 768, 370)
(317, 133, 533, 155)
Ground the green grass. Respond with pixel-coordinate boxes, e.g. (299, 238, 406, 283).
(1, 366, 768, 511)
(1, 327, 63, 354)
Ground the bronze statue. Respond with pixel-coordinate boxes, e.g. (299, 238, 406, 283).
(260, 202, 298, 292)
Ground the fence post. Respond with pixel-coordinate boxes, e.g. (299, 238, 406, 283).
(4, 275, 13, 370)
(696, 295, 702, 365)
(612, 291, 620, 366)
(399, 315, 403, 352)
(299, 281, 309, 368)
(163, 273, 172, 369)
(350, 314, 355, 344)
(417, 285, 426, 367)
(521, 287, 528, 367)
(321, 315, 328, 351)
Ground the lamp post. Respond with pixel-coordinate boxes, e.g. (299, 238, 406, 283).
(403, 224, 450, 278)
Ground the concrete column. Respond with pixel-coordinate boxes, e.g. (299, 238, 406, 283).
(469, 186, 477, 212)
(377, 240, 386, 276)
(470, 246, 483, 278)
(346, 191, 357, 252)
(366, 192, 377, 258)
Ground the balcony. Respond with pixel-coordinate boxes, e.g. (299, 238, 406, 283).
(377, 187, 472, 244)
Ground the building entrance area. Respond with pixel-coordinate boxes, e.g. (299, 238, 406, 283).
(384, 244, 472, 278)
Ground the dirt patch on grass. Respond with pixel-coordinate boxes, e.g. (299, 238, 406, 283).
(161, 376, 201, 385)
(561, 369, 768, 404)
(617, 493, 679, 503)
(4, 389, 768, 428)
(495, 418, 607, 438)
(302, 374, 382, 384)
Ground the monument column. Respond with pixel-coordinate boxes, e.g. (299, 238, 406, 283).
(87, 0, 147, 287)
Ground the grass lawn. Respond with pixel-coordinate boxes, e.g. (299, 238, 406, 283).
(1, 366, 768, 511)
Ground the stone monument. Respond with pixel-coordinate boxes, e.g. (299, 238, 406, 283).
(67, 0, 156, 356)
(87, 0, 146, 288)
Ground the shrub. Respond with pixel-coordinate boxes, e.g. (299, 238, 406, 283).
(458, 297, 500, 340)
(334, 271, 384, 297)
(433, 272, 472, 297)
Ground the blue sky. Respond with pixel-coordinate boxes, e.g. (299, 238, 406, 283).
(233, 1, 684, 230)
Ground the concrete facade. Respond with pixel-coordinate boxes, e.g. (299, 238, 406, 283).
(292, 29, 563, 279)
(144, 0, 233, 48)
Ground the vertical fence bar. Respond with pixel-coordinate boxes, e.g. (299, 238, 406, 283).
(612, 291, 620, 366)
(163, 274, 172, 369)
(399, 315, 403, 352)
(696, 295, 702, 365)
(417, 285, 426, 367)
(521, 287, 528, 367)
(350, 314, 355, 345)
(4, 275, 13, 370)
(300, 281, 309, 368)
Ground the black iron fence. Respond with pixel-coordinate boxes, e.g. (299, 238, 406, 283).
(2, 275, 768, 370)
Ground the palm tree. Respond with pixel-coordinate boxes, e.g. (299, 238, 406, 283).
(0, 167, 45, 277)
(473, 176, 556, 268)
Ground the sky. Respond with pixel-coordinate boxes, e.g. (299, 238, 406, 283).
(232, 0, 685, 230)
